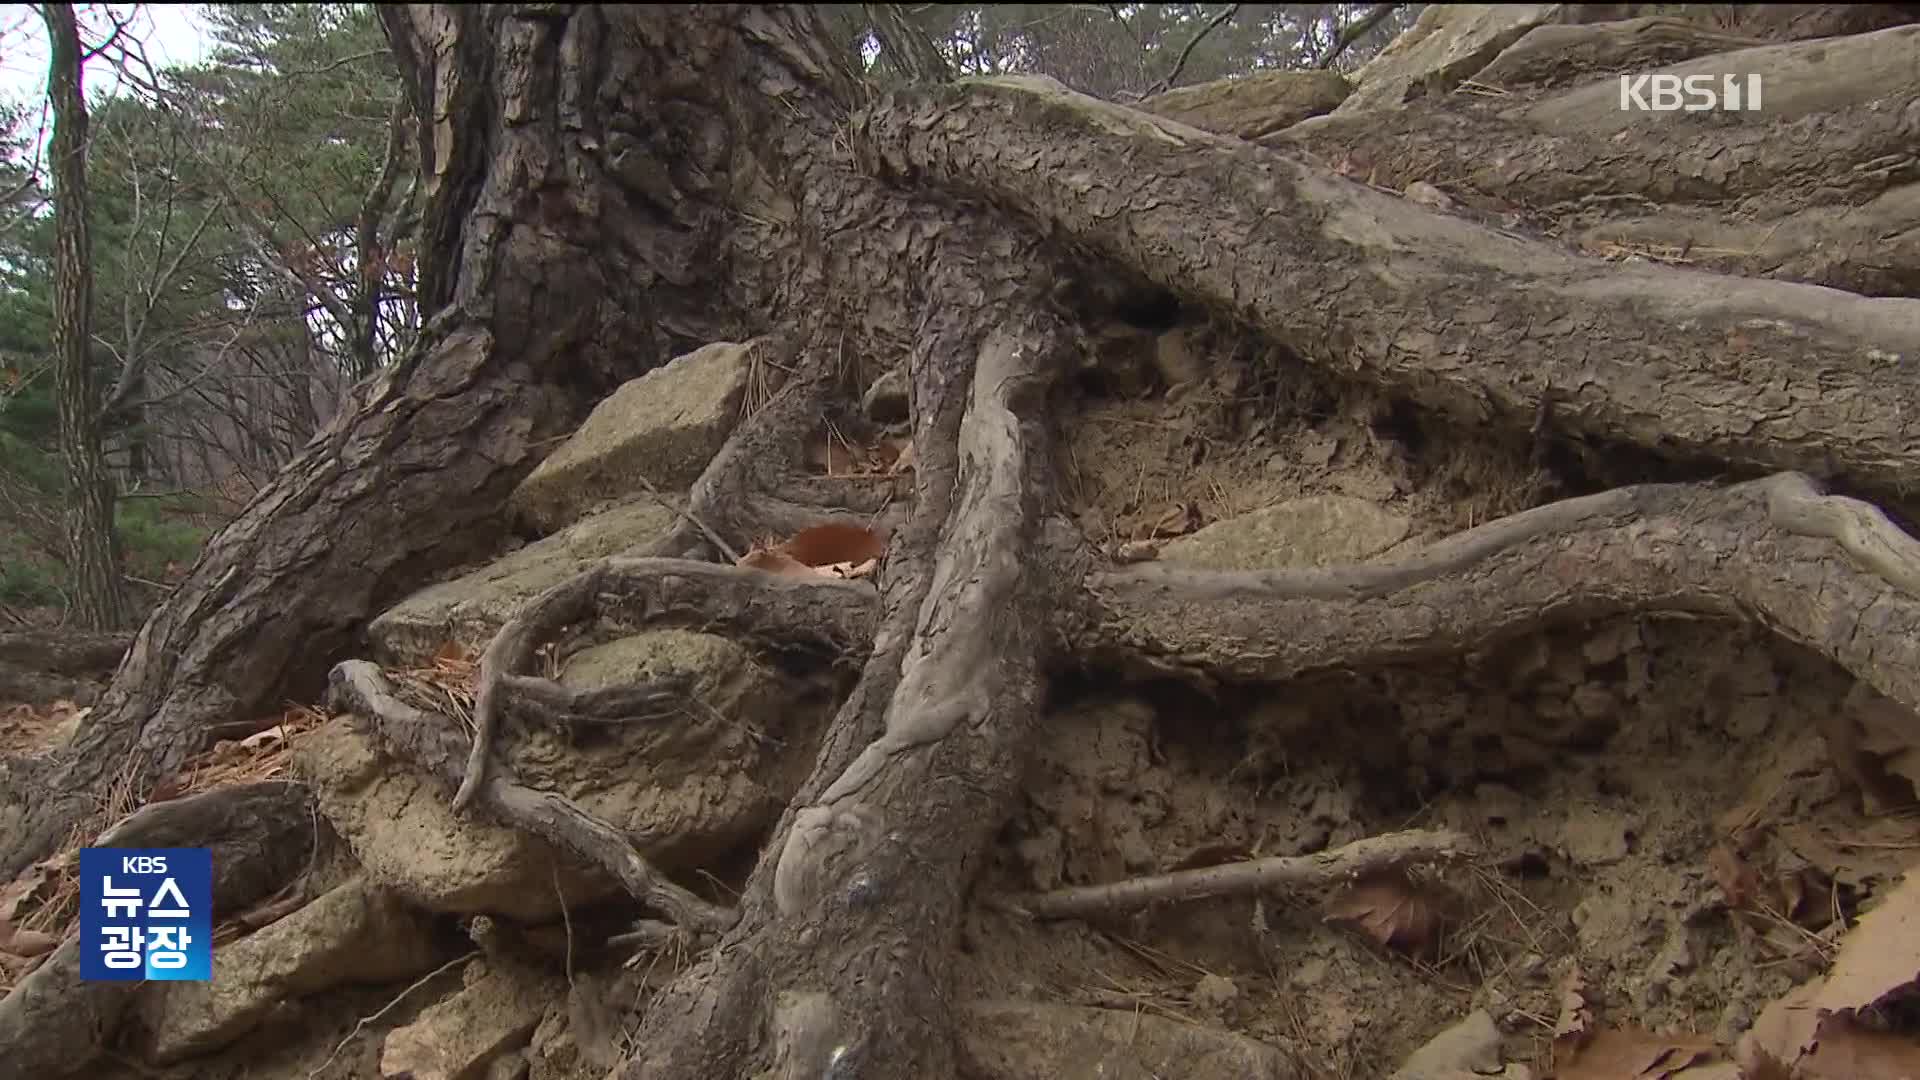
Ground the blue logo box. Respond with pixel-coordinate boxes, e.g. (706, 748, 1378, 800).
(78, 848, 212, 982)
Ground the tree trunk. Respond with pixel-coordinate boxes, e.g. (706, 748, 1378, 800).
(8, 6, 1920, 1078)
(42, 3, 129, 633)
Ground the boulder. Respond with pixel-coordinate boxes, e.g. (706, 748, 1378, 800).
(1159, 495, 1410, 571)
(1139, 70, 1350, 139)
(291, 717, 613, 921)
(298, 629, 813, 920)
(508, 340, 759, 535)
(368, 498, 679, 665)
(506, 629, 813, 869)
(1334, 4, 1567, 116)
(139, 879, 441, 1064)
(380, 958, 562, 1080)
(959, 1001, 1295, 1079)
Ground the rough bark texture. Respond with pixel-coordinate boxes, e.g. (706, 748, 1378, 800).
(11, 5, 1920, 1079)
(42, 3, 129, 634)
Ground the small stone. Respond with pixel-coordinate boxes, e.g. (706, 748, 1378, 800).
(1562, 808, 1633, 866)
(1193, 974, 1239, 1012)
(1403, 181, 1454, 210)
(1390, 1009, 1502, 1080)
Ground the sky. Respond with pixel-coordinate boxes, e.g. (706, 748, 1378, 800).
(0, 4, 216, 109)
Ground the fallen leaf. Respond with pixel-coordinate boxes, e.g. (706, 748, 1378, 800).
(1552, 1027, 1722, 1079)
(1147, 501, 1203, 539)
(238, 728, 285, 752)
(0, 918, 57, 959)
(805, 434, 867, 476)
(776, 523, 888, 568)
(432, 640, 473, 665)
(888, 439, 916, 475)
(737, 548, 819, 578)
(1741, 869, 1920, 1073)
(1555, 968, 1597, 1044)
(1322, 870, 1444, 957)
(1710, 843, 1762, 910)
(1792, 1014, 1920, 1079)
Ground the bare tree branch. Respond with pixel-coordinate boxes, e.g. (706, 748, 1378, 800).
(1146, 3, 1240, 97)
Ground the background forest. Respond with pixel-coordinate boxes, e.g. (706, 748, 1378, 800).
(0, 2, 1416, 628)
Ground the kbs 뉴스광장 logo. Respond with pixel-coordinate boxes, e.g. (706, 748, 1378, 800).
(78, 848, 213, 981)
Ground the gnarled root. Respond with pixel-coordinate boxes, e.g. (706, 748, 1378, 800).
(328, 661, 735, 936)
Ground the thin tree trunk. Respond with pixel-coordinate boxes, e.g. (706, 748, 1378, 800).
(42, 2, 128, 632)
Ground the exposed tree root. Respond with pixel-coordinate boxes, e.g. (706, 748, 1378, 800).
(1000, 829, 1477, 921)
(1078, 473, 1920, 717)
(327, 661, 735, 936)
(0, 782, 316, 1080)
(643, 337, 898, 562)
(620, 267, 1077, 1079)
(855, 76, 1920, 498)
(450, 558, 881, 811)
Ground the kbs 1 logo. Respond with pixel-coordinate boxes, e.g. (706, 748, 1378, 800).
(79, 848, 213, 981)
(1618, 73, 1763, 113)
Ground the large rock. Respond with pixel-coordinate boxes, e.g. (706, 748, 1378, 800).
(508, 340, 759, 535)
(139, 879, 441, 1064)
(959, 1001, 1296, 1079)
(506, 630, 816, 868)
(368, 498, 679, 665)
(1139, 71, 1350, 139)
(380, 958, 561, 1080)
(299, 629, 816, 920)
(1334, 4, 1567, 116)
(1159, 495, 1410, 571)
(291, 717, 613, 921)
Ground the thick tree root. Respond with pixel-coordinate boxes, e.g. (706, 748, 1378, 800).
(1078, 473, 1920, 718)
(451, 557, 881, 811)
(0, 782, 316, 1080)
(855, 77, 1920, 498)
(328, 661, 735, 935)
(998, 828, 1476, 920)
(643, 336, 900, 562)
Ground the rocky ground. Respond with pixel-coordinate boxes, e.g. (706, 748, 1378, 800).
(1, 289, 1914, 1080)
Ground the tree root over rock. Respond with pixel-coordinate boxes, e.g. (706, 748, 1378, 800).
(447, 557, 880, 811)
(0, 781, 316, 1080)
(326, 660, 736, 936)
(1078, 473, 1920, 717)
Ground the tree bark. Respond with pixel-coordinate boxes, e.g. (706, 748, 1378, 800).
(42, 3, 130, 633)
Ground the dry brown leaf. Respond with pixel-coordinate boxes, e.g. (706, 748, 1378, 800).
(1322, 870, 1444, 956)
(1710, 843, 1762, 910)
(827, 558, 878, 580)
(1793, 1015, 1920, 1079)
(238, 728, 285, 753)
(737, 548, 819, 579)
(1811, 871, 1920, 1015)
(431, 640, 472, 665)
(1556, 967, 1597, 1044)
(1741, 870, 1920, 1073)
(777, 523, 888, 568)
(0, 918, 57, 959)
(805, 434, 866, 476)
(1552, 1027, 1722, 1079)
(1148, 501, 1203, 539)
(1777, 820, 1920, 891)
